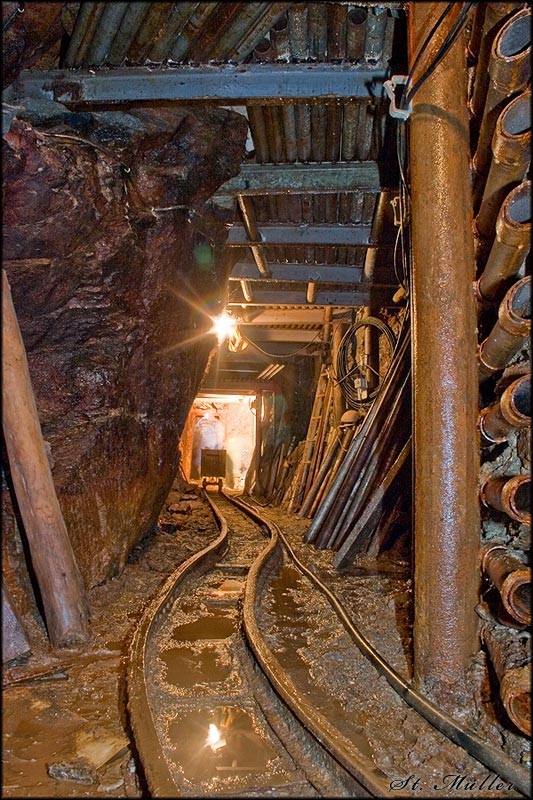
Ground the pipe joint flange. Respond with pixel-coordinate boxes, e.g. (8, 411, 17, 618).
(500, 374, 531, 427)
(497, 277, 531, 337)
(495, 181, 532, 249)
(489, 8, 532, 90)
(479, 540, 507, 572)
(479, 406, 507, 443)
(500, 569, 532, 626)
(491, 89, 532, 167)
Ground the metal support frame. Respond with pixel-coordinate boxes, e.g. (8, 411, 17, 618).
(230, 262, 365, 283)
(228, 286, 397, 307)
(237, 195, 270, 279)
(11, 63, 388, 105)
(216, 162, 382, 195)
(227, 223, 372, 246)
(409, 3, 480, 711)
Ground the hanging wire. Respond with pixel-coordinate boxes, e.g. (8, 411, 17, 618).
(334, 317, 396, 409)
(3, 2, 24, 32)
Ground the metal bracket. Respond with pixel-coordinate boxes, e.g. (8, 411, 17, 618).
(384, 75, 411, 120)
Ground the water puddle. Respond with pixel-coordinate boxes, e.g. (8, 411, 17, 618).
(160, 645, 230, 688)
(171, 609, 236, 642)
(209, 577, 245, 600)
(167, 706, 277, 783)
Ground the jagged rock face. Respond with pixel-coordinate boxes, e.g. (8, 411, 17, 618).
(2, 103, 247, 589)
(2, 2, 66, 87)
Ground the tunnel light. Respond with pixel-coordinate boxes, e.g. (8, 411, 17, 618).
(211, 312, 237, 343)
(206, 723, 226, 751)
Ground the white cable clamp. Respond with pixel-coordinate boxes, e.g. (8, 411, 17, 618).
(384, 75, 412, 120)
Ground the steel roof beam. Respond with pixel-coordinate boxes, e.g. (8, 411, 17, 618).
(12, 64, 388, 105)
(228, 287, 398, 307)
(230, 262, 364, 283)
(227, 223, 372, 246)
(216, 162, 382, 195)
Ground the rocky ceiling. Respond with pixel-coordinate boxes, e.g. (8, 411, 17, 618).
(3, 1, 406, 390)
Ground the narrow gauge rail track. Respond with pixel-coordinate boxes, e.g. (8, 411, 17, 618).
(127, 490, 529, 798)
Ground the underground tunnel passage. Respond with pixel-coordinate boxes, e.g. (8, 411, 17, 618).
(1, 1, 531, 797)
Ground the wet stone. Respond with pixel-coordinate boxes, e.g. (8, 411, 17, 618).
(47, 761, 97, 785)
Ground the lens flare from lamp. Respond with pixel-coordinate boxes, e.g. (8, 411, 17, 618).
(211, 312, 237, 343)
(206, 723, 226, 751)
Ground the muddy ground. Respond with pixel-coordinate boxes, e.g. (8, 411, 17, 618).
(2, 478, 220, 798)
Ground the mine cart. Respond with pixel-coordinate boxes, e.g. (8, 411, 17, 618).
(200, 448, 226, 490)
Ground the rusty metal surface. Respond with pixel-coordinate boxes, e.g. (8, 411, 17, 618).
(476, 181, 531, 302)
(475, 88, 531, 245)
(473, 7, 531, 179)
(481, 544, 531, 623)
(482, 623, 531, 737)
(408, 2, 480, 710)
(479, 373, 531, 443)
(479, 275, 531, 378)
(481, 474, 531, 525)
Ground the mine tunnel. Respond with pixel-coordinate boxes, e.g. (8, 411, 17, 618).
(1, 2, 531, 797)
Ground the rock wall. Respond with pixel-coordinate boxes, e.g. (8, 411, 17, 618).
(2, 102, 247, 597)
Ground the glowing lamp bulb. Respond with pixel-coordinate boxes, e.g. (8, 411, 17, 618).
(211, 312, 236, 343)
(206, 723, 225, 751)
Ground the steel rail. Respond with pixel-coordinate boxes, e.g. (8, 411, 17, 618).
(224, 491, 394, 797)
(233, 494, 530, 797)
(126, 493, 228, 797)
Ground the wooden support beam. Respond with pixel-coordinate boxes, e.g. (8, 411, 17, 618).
(2, 270, 89, 648)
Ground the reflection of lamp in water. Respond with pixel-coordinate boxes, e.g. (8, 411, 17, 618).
(206, 723, 226, 751)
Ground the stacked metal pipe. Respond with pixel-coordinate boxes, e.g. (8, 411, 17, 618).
(304, 320, 411, 560)
(471, 8, 531, 738)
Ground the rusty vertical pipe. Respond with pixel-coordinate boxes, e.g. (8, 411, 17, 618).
(479, 373, 530, 443)
(478, 276, 530, 380)
(2, 271, 89, 647)
(481, 474, 531, 525)
(408, 3, 480, 708)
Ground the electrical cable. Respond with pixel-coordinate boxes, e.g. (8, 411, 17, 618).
(335, 317, 396, 409)
(2, 3, 24, 32)
(405, 2, 474, 106)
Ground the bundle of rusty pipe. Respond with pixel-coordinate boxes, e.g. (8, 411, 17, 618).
(305, 320, 411, 555)
(472, 7, 531, 187)
(479, 372, 530, 443)
(481, 622, 531, 737)
(478, 275, 531, 381)
(476, 181, 531, 303)
(474, 87, 531, 262)
(481, 543, 531, 625)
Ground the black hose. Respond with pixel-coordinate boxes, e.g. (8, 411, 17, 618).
(335, 316, 396, 408)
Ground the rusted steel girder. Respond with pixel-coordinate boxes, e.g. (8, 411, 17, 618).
(408, 3, 480, 709)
